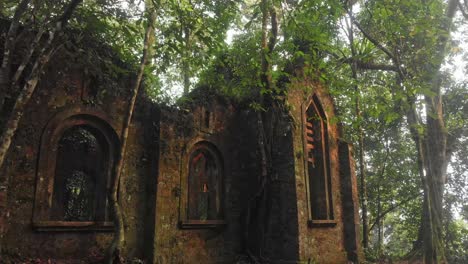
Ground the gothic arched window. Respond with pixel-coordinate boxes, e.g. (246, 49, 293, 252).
(181, 142, 224, 228)
(304, 95, 334, 223)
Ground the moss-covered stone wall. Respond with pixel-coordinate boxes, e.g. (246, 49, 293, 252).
(0, 56, 157, 262)
(152, 98, 259, 263)
(286, 76, 362, 263)
(0, 53, 361, 263)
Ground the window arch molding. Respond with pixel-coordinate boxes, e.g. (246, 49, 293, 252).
(179, 140, 225, 229)
(33, 107, 120, 231)
(301, 94, 336, 227)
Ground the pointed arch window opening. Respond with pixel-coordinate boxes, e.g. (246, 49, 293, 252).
(181, 142, 225, 229)
(304, 95, 335, 225)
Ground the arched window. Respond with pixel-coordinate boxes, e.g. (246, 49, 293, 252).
(51, 125, 108, 221)
(181, 142, 224, 228)
(33, 112, 118, 231)
(304, 95, 334, 223)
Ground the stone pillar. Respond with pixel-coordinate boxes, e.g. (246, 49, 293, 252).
(338, 140, 363, 263)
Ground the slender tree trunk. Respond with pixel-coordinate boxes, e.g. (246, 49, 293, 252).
(0, 0, 82, 255)
(106, 1, 156, 262)
(182, 26, 191, 95)
(260, 0, 277, 92)
(0, 46, 54, 168)
(0, 1, 30, 249)
(0, 0, 83, 171)
(346, 10, 369, 249)
(377, 188, 383, 258)
(0, 0, 31, 112)
(376, 143, 387, 259)
(357, 119, 369, 248)
(243, 0, 277, 260)
(11, 29, 45, 91)
(256, 0, 270, 257)
(260, 0, 269, 92)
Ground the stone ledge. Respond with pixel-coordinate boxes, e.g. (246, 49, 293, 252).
(33, 221, 114, 232)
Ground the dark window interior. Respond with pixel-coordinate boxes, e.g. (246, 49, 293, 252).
(305, 98, 333, 221)
(204, 110, 210, 128)
(187, 148, 221, 220)
(51, 125, 109, 221)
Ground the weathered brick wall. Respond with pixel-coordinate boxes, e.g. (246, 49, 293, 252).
(286, 76, 362, 263)
(258, 106, 301, 262)
(339, 141, 363, 262)
(0, 43, 361, 263)
(152, 97, 258, 263)
(0, 53, 156, 262)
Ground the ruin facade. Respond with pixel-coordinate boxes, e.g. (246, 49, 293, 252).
(0, 33, 362, 264)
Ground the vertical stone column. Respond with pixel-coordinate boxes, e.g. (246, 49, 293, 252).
(338, 140, 362, 263)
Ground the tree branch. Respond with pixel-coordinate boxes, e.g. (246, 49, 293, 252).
(356, 61, 399, 71)
(368, 191, 423, 233)
(446, 127, 466, 158)
(2, 0, 31, 69)
(11, 28, 45, 90)
(325, 48, 400, 73)
(1, 0, 32, 109)
(0, 0, 83, 184)
(350, 18, 396, 63)
(268, 6, 277, 55)
(458, 0, 468, 19)
(58, 0, 82, 27)
(348, 11, 407, 80)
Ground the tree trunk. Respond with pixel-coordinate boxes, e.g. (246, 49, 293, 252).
(405, 93, 438, 262)
(377, 187, 383, 258)
(419, 1, 457, 262)
(0, 0, 83, 171)
(0, 0, 83, 255)
(352, 0, 458, 260)
(346, 10, 369, 249)
(0, 0, 31, 112)
(105, 1, 156, 262)
(243, 0, 277, 260)
(376, 145, 388, 259)
(182, 26, 191, 95)
(348, 1, 459, 260)
(357, 121, 369, 248)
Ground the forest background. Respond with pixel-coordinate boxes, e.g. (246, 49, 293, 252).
(0, 0, 467, 263)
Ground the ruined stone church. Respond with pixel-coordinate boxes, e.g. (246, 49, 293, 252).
(0, 25, 362, 264)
